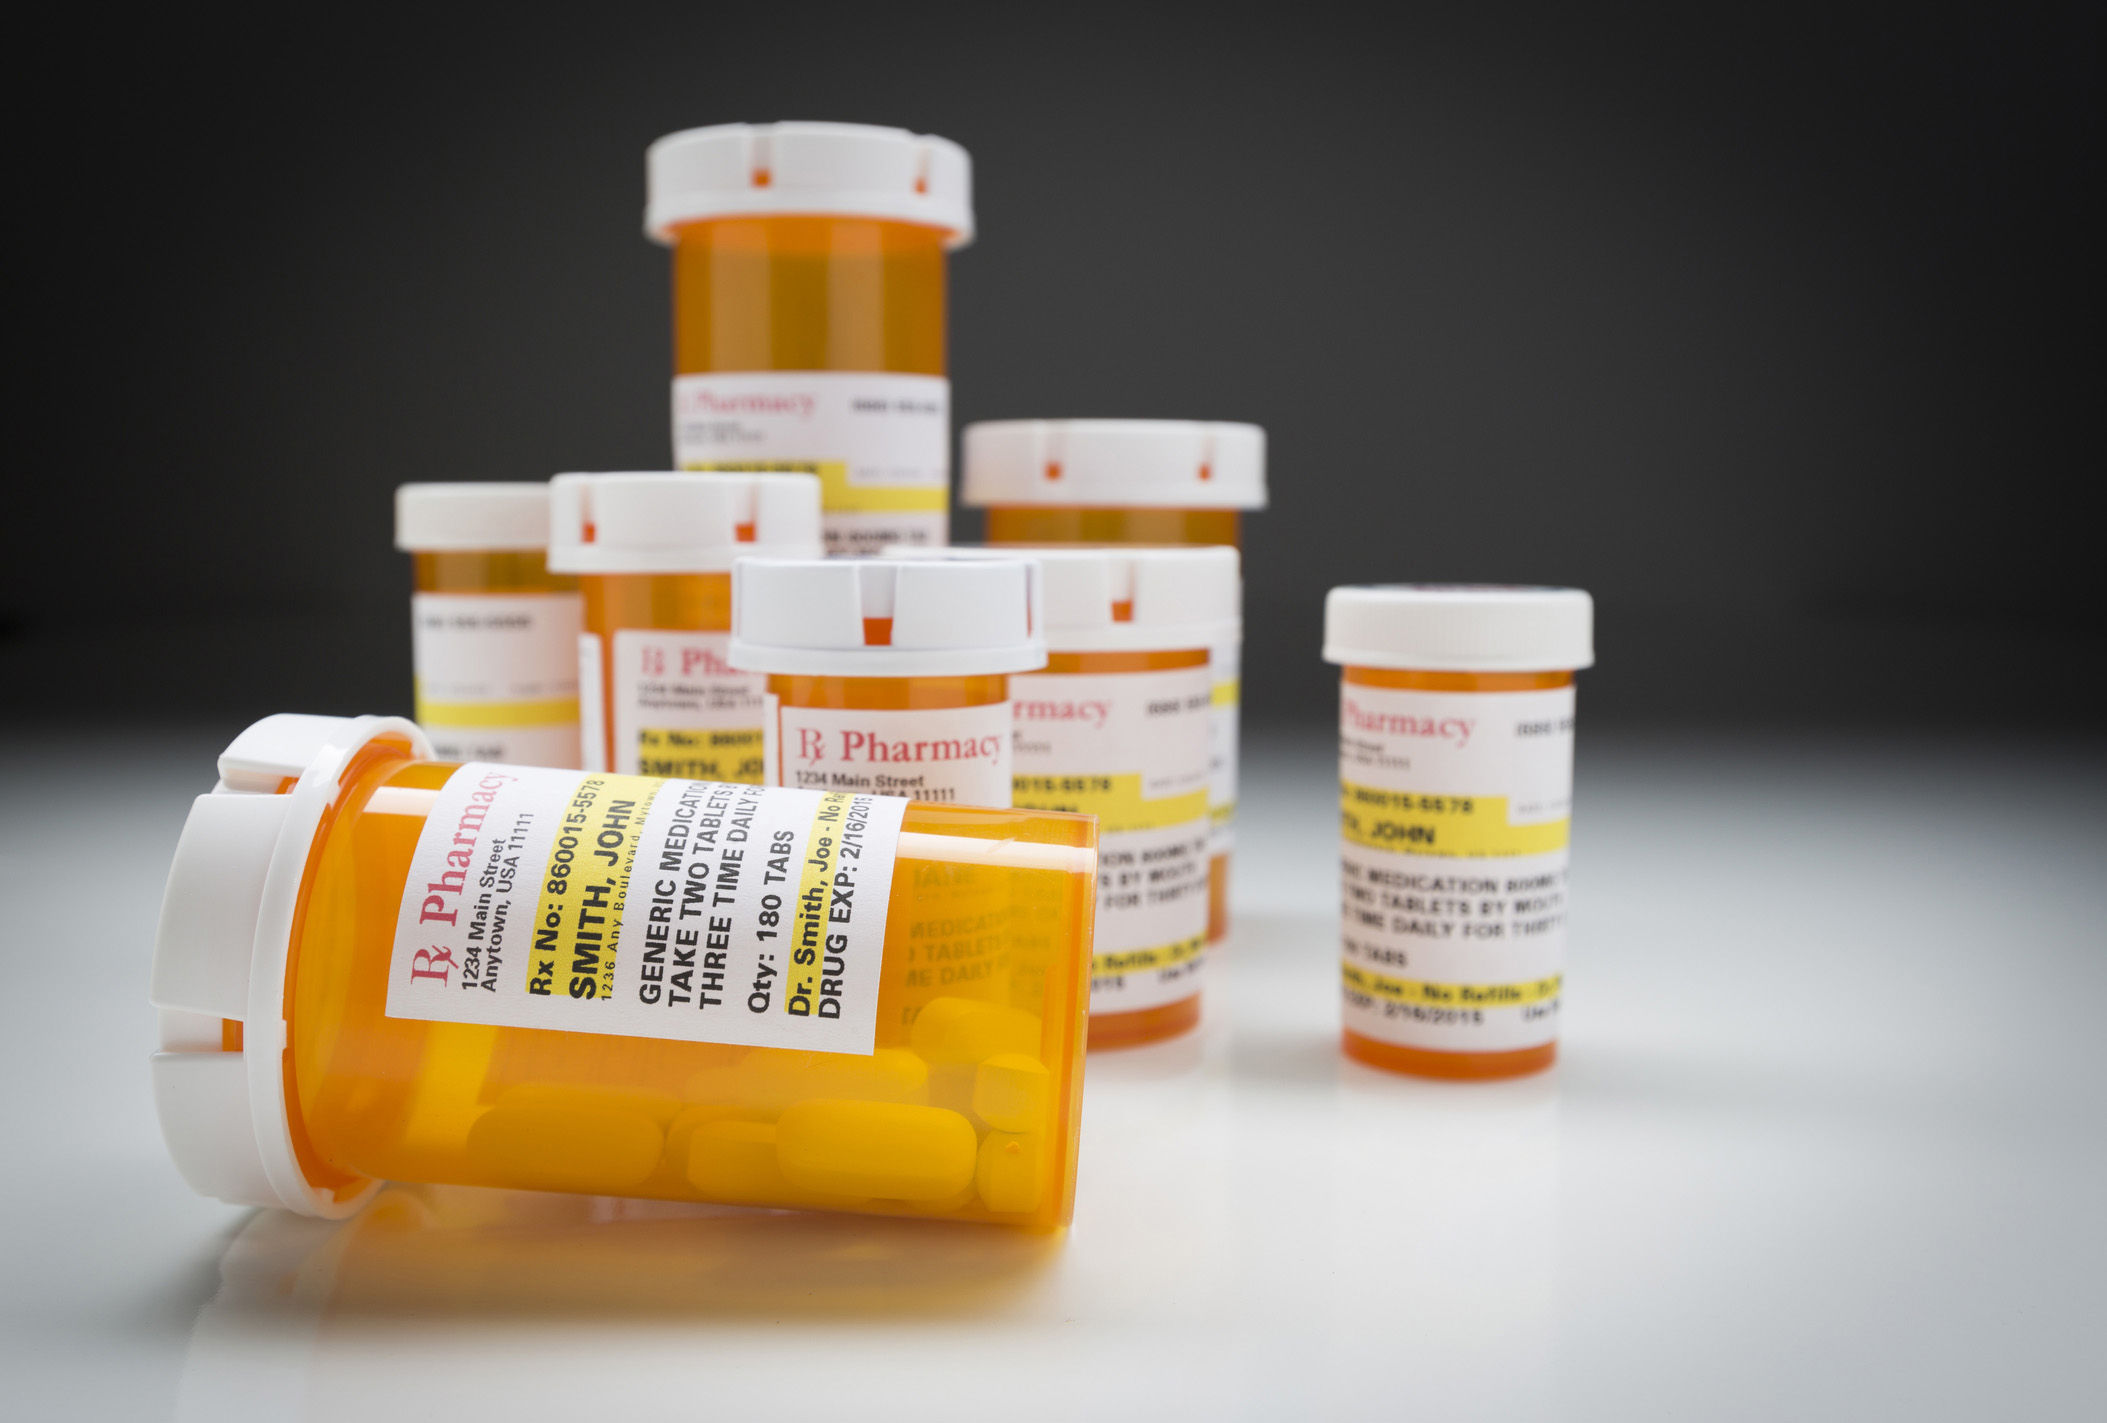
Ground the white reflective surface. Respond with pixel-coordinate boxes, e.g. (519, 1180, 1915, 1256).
(2, 730, 2102, 1420)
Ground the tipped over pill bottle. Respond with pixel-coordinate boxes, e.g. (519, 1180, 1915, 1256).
(549, 472, 821, 782)
(1322, 586, 1594, 1079)
(649, 121, 971, 555)
(148, 714, 1095, 1226)
(395, 484, 582, 768)
(730, 558, 1045, 808)
(964, 419, 1263, 944)
(896, 546, 1236, 1049)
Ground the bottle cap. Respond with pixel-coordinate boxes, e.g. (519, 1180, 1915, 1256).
(887, 545, 1240, 653)
(546, 472, 823, 574)
(646, 121, 973, 247)
(961, 420, 1267, 510)
(1323, 586, 1595, 672)
(729, 558, 1047, 677)
(150, 714, 431, 1218)
(394, 483, 551, 552)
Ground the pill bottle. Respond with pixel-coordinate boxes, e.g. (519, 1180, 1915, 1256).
(549, 471, 821, 783)
(892, 545, 1237, 1049)
(729, 558, 1045, 809)
(147, 713, 1096, 1226)
(963, 419, 1264, 945)
(395, 483, 581, 768)
(1321, 586, 1594, 1080)
(649, 121, 971, 556)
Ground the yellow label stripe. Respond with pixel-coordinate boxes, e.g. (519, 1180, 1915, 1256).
(636, 726, 765, 784)
(1013, 774, 1209, 835)
(1211, 679, 1240, 708)
(785, 792, 855, 1017)
(416, 696, 580, 729)
(1343, 963, 1562, 1007)
(1340, 780, 1568, 857)
(681, 458, 947, 514)
(1094, 933, 1206, 977)
(526, 774, 663, 1001)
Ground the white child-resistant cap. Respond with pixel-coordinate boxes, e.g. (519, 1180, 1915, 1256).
(547, 472, 823, 574)
(961, 420, 1267, 510)
(729, 558, 1047, 678)
(150, 713, 432, 1218)
(647, 121, 974, 248)
(888, 545, 1240, 653)
(1323, 586, 1595, 672)
(394, 483, 552, 552)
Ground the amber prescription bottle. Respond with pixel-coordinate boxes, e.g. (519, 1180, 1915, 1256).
(893, 545, 1237, 1050)
(729, 557, 1046, 809)
(148, 714, 1096, 1226)
(395, 483, 581, 769)
(1321, 586, 1594, 1080)
(648, 121, 971, 555)
(549, 472, 821, 783)
(964, 419, 1264, 944)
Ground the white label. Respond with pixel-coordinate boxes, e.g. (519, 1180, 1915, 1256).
(607, 629, 768, 783)
(386, 764, 909, 1056)
(578, 634, 606, 772)
(1209, 639, 1240, 857)
(1338, 684, 1576, 1052)
(671, 371, 950, 555)
(764, 696, 1011, 807)
(411, 593, 582, 768)
(1012, 666, 1213, 1014)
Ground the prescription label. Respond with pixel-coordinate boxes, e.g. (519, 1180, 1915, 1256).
(386, 764, 909, 1056)
(764, 696, 1012, 808)
(608, 630, 767, 783)
(1209, 639, 1240, 857)
(672, 371, 950, 554)
(1338, 683, 1575, 1052)
(1011, 665, 1212, 1014)
(411, 593, 583, 768)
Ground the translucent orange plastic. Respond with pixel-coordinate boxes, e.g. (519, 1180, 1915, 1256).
(578, 571, 753, 781)
(283, 747, 1096, 1228)
(1339, 665, 1575, 1082)
(412, 550, 576, 596)
(983, 512, 1243, 943)
(671, 216, 946, 377)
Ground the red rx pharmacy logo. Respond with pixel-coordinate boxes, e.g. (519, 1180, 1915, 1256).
(410, 946, 455, 984)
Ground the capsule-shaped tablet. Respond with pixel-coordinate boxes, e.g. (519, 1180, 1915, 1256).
(909, 997, 1042, 1066)
(466, 1085, 668, 1193)
(686, 1118, 794, 1201)
(718, 1047, 930, 1113)
(976, 1131, 1043, 1215)
(972, 1054, 1049, 1133)
(776, 1100, 978, 1200)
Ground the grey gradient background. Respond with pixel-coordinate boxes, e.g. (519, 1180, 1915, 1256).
(7, 3, 2096, 732)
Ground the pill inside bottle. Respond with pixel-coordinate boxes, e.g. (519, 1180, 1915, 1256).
(889, 544, 1238, 1049)
(962, 420, 1264, 945)
(147, 714, 1095, 1227)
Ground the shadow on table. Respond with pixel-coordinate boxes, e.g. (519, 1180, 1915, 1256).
(200, 1185, 1061, 1324)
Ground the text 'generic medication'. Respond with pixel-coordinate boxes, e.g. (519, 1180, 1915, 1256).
(395, 484, 582, 769)
(148, 715, 1096, 1226)
(648, 121, 972, 556)
(1322, 586, 1595, 1080)
(730, 558, 1046, 808)
(548, 471, 822, 783)
(894, 546, 1237, 1049)
(964, 419, 1264, 945)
